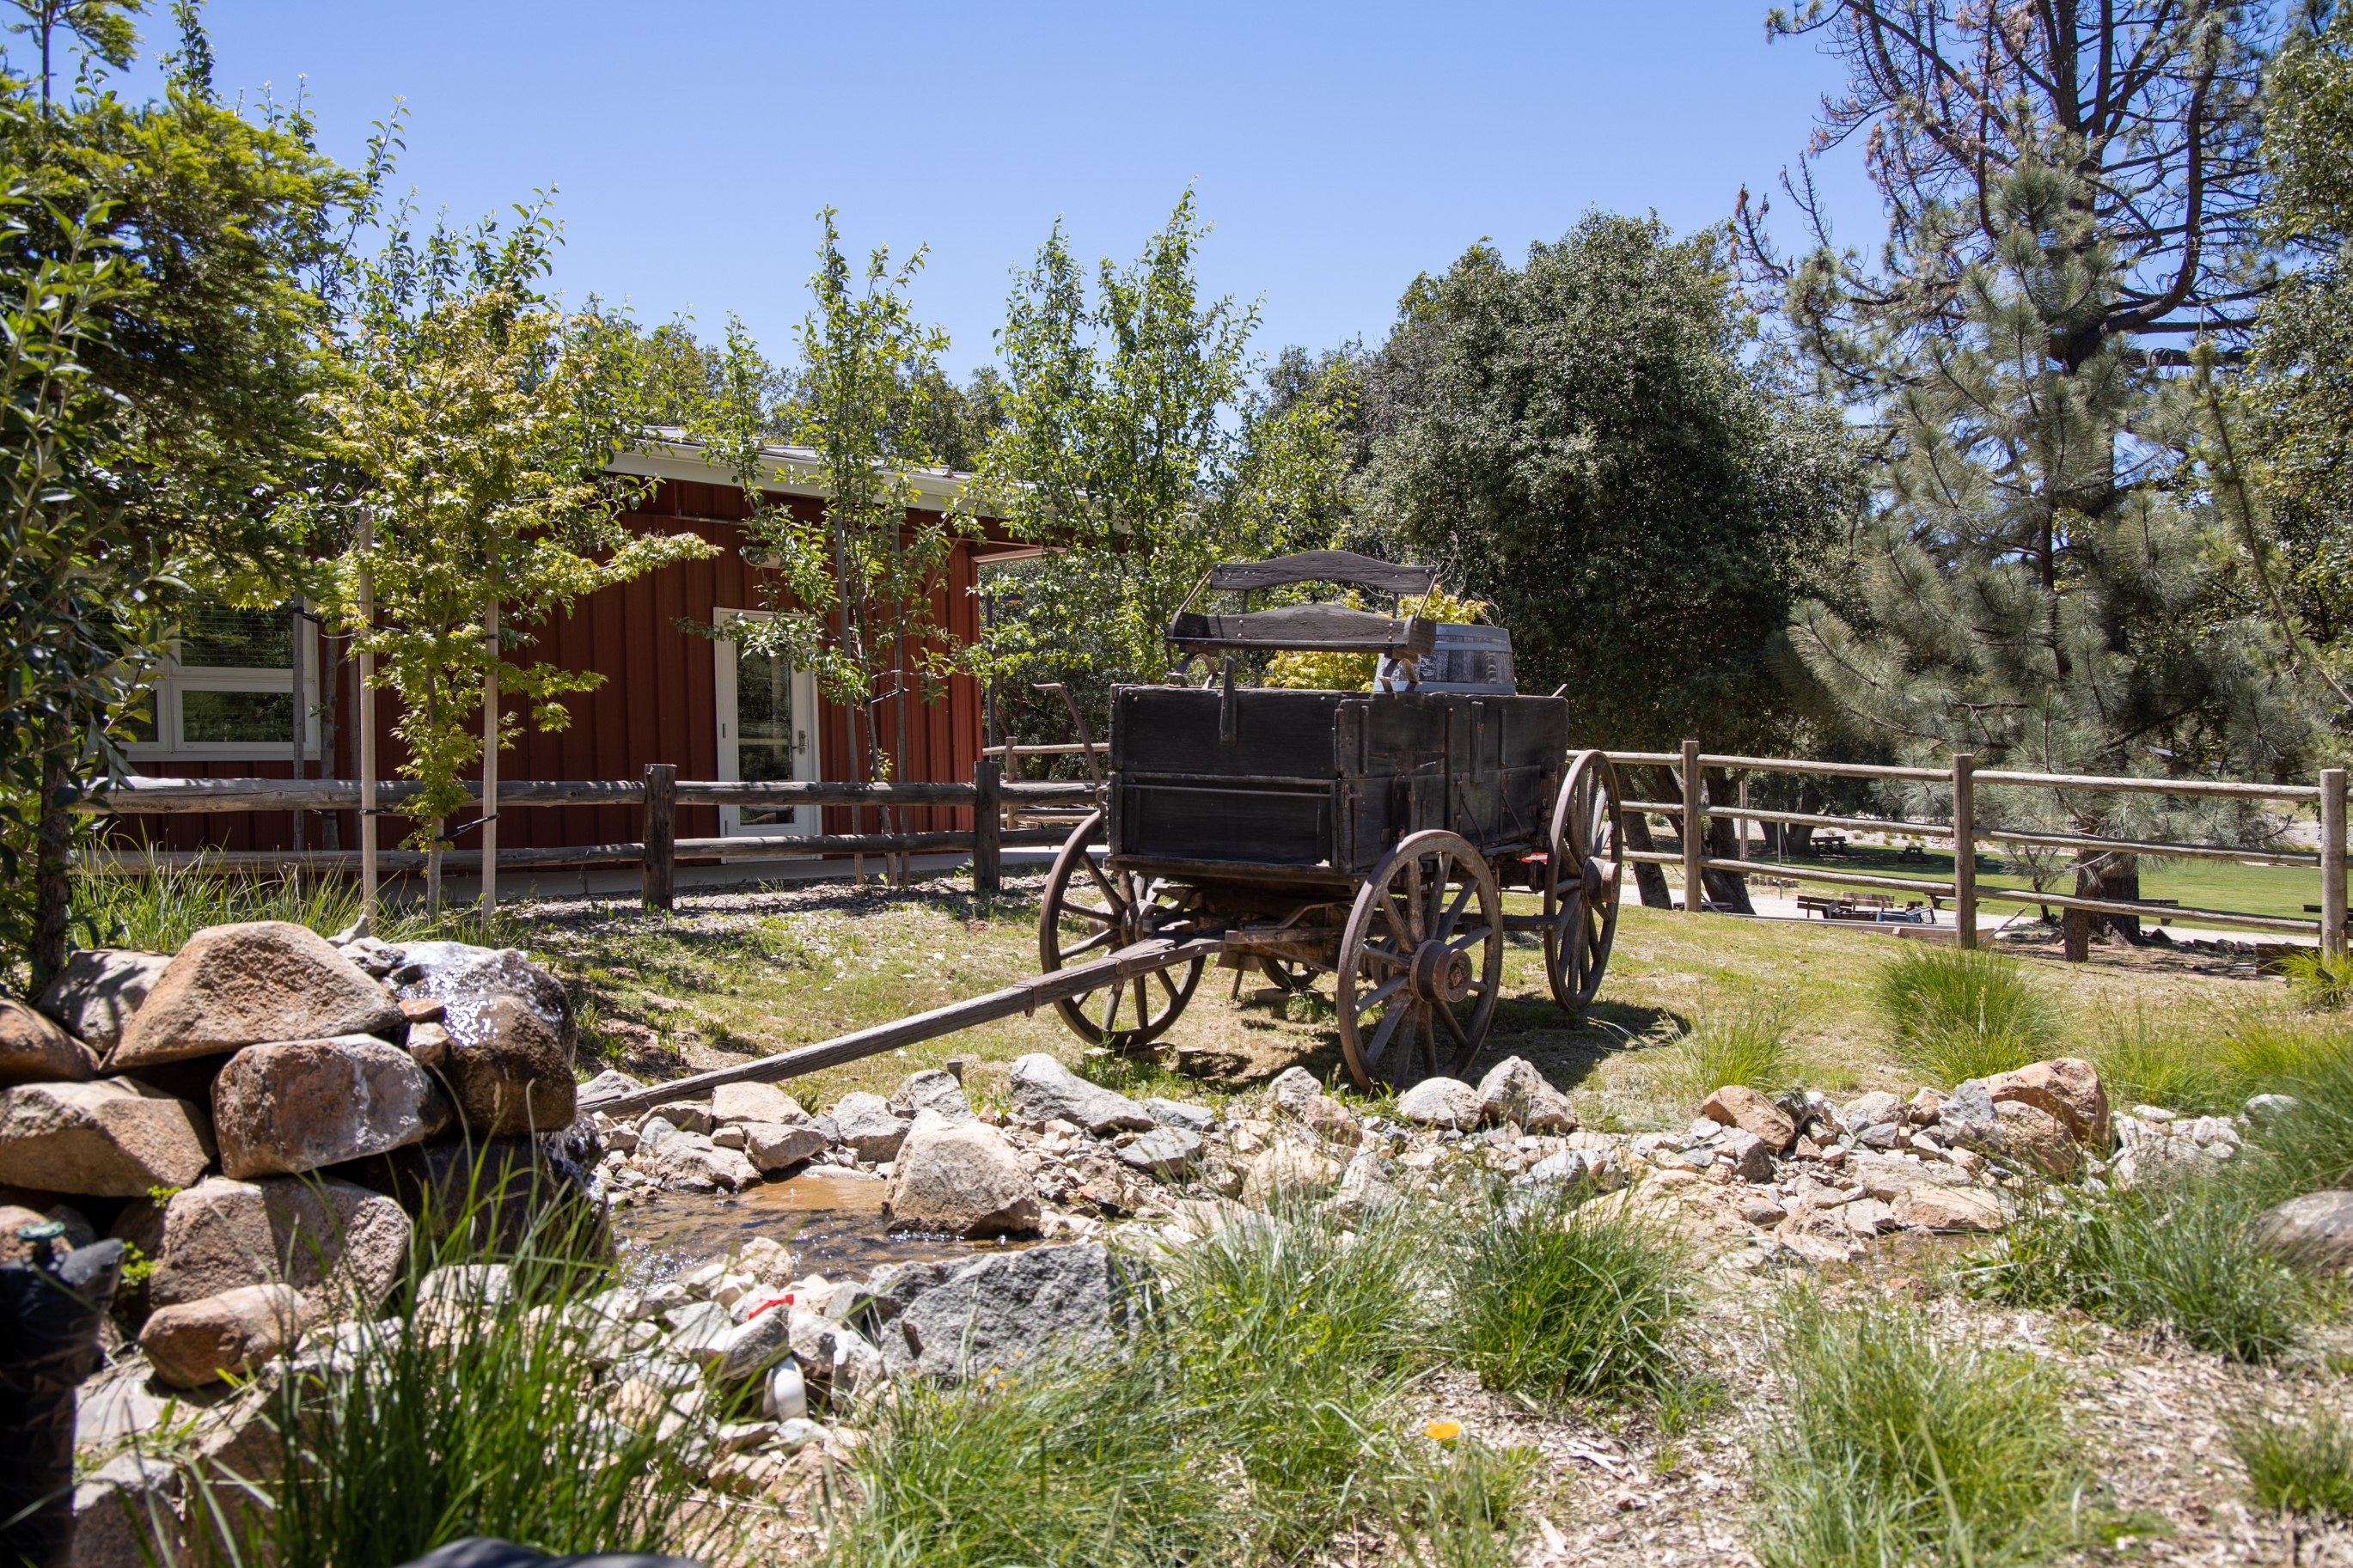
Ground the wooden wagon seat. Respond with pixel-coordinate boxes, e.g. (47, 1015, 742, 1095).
(1167, 549, 1443, 656)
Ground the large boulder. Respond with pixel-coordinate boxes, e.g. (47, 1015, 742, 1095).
(331, 1138, 607, 1258)
(712, 1081, 807, 1126)
(2257, 1190, 2353, 1270)
(857, 1242, 1152, 1381)
(890, 1069, 978, 1127)
(1984, 1059, 2111, 1150)
(1993, 1101, 2080, 1175)
(138, 1284, 303, 1389)
(388, 943, 576, 1053)
(211, 1035, 443, 1178)
(886, 1112, 1039, 1237)
(1007, 1053, 1156, 1135)
(0, 996, 96, 1087)
(436, 994, 575, 1137)
(36, 949, 170, 1056)
(0, 1079, 213, 1196)
(1475, 1057, 1577, 1132)
(147, 1174, 410, 1321)
(1700, 1084, 1797, 1152)
(1395, 1077, 1480, 1129)
(830, 1093, 912, 1161)
(110, 922, 402, 1070)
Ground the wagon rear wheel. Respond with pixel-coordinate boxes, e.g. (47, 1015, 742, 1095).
(1039, 811, 1203, 1052)
(1336, 829, 1503, 1091)
(1543, 749, 1623, 1014)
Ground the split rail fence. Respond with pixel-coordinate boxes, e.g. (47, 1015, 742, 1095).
(1607, 742, 2350, 961)
(78, 762, 1098, 912)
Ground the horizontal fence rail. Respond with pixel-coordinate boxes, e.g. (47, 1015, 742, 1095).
(1606, 742, 2348, 958)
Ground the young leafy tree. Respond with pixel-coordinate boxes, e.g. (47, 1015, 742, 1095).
(321, 217, 713, 909)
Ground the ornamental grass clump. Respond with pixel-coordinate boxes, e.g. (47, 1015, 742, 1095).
(1874, 945, 2062, 1084)
(2090, 1002, 2234, 1115)
(1443, 1182, 1686, 1404)
(1655, 985, 1801, 1104)
(2228, 1404, 2353, 1520)
(1752, 1294, 2097, 1568)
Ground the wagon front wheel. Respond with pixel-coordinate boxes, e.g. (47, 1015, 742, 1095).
(1039, 811, 1203, 1052)
(1336, 829, 1503, 1091)
(1544, 749, 1624, 1015)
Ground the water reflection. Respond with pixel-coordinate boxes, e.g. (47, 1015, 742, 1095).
(610, 1173, 1036, 1284)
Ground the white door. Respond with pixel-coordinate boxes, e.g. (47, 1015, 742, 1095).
(714, 610, 819, 837)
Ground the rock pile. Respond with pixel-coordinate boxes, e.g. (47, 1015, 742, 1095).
(1, 921, 582, 1390)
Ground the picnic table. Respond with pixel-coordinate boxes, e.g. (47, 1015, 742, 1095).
(1795, 893, 1939, 925)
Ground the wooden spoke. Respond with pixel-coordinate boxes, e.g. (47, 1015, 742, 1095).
(1037, 811, 1202, 1052)
(1544, 751, 1623, 1015)
(1338, 829, 1502, 1091)
(1363, 996, 1411, 1069)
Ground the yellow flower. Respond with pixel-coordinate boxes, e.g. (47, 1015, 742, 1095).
(1425, 1419, 1462, 1443)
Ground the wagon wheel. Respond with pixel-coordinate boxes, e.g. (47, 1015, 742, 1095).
(1335, 830, 1504, 1091)
(1039, 811, 1204, 1052)
(1543, 749, 1623, 1014)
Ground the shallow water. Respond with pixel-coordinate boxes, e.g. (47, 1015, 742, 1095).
(609, 1173, 1035, 1284)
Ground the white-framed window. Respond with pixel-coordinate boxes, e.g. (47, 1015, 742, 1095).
(713, 608, 818, 837)
(125, 601, 317, 760)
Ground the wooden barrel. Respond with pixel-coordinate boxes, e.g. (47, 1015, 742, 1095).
(1414, 623, 1516, 693)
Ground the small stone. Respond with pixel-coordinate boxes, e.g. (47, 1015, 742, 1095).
(138, 1283, 305, 1388)
(1007, 1053, 1156, 1135)
(1115, 1125, 1203, 1178)
(1739, 1194, 1788, 1226)
(211, 1034, 441, 1178)
(831, 1092, 914, 1161)
(405, 1022, 451, 1073)
(1856, 1121, 1904, 1150)
(1328, 1150, 1398, 1221)
(1717, 1126, 1776, 1183)
(578, 1068, 645, 1105)
(714, 1082, 807, 1126)
(1300, 1095, 1363, 1147)
(743, 1123, 827, 1174)
(0, 996, 97, 1087)
(0, 1078, 214, 1196)
(1700, 1084, 1797, 1151)
(110, 921, 403, 1070)
(2246, 1094, 2300, 1126)
(1394, 1077, 1480, 1129)
(1843, 1197, 1898, 1236)
(1242, 1143, 1343, 1208)
(712, 1125, 747, 1150)
(1474, 1057, 1577, 1132)
(1905, 1088, 1944, 1125)
(649, 1101, 712, 1134)
(1842, 1090, 1904, 1130)
(1267, 1065, 1323, 1118)
(889, 1070, 976, 1126)
(1142, 1096, 1213, 1131)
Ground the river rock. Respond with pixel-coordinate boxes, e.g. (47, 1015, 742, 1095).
(1328, 1149, 1397, 1222)
(1267, 1065, 1323, 1118)
(887, 1113, 1038, 1236)
(1007, 1053, 1156, 1134)
(1941, 1078, 2002, 1147)
(211, 1035, 442, 1178)
(743, 1123, 827, 1174)
(713, 1081, 807, 1126)
(577, 1069, 644, 1105)
(647, 1131, 759, 1192)
(1116, 1125, 1203, 1179)
(1300, 1095, 1362, 1147)
(109, 922, 402, 1070)
(889, 1069, 976, 1126)
(0, 1078, 214, 1196)
(1984, 1058, 2111, 1149)
(1994, 1101, 2079, 1175)
(831, 1092, 912, 1160)
(148, 1174, 409, 1321)
(434, 993, 575, 1137)
(138, 1283, 304, 1389)
(861, 1242, 1152, 1381)
(2258, 1189, 2353, 1269)
(1892, 1184, 2005, 1231)
(1142, 1096, 1213, 1132)
(388, 942, 575, 1053)
(1241, 1142, 1343, 1208)
(36, 949, 171, 1056)
(1475, 1056, 1577, 1132)
(1843, 1090, 1904, 1131)
(1395, 1077, 1480, 1129)
(0, 997, 96, 1088)
(1701, 1084, 1797, 1151)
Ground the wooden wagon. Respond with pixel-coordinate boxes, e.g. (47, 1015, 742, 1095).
(1035, 551, 1626, 1090)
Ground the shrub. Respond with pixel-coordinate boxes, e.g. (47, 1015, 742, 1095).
(2277, 949, 2353, 1012)
(2216, 1010, 2353, 1106)
(1961, 1179, 2309, 1364)
(1752, 1295, 2095, 1568)
(1655, 985, 1801, 1101)
(1874, 945, 2061, 1084)
(1443, 1184, 1686, 1403)
(2229, 1404, 2353, 1519)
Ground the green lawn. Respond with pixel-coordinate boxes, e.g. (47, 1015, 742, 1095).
(1732, 839, 2323, 923)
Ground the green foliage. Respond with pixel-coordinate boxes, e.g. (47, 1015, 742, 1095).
(1962, 1180, 2311, 1364)
(64, 855, 516, 958)
(1384, 1437, 1538, 1568)
(1359, 213, 1856, 753)
(1752, 1294, 2097, 1568)
(2088, 1003, 2234, 1115)
(1873, 946, 2062, 1085)
(1442, 1183, 1686, 1404)
(2228, 1404, 2353, 1520)
(2277, 949, 2353, 1011)
(2234, 1038, 2353, 1203)
(1654, 985, 1802, 1101)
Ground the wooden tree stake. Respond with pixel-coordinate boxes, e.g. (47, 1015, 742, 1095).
(2325, 767, 2346, 965)
(1681, 738, 1704, 914)
(643, 762, 676, 912)
(1953, 753, 1977, 949)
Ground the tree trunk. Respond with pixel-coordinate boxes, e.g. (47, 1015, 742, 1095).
(1700, 766, 1755, 914)
(31, 723, 71, 989)
(1620, 765, 1677, 908)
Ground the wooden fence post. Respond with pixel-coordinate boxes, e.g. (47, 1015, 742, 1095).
(1681, 737, 1704, 914)
(2325, 766, 2346, 966)
(1953, 752, 1977, 950)
(973, 757, 1001, 895)
(642, 763, 676, 912)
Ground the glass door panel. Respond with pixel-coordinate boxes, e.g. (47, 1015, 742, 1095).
(715, 611, 816, 837)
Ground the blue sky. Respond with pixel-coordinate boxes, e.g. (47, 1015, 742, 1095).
(114, 1, 1882, 377)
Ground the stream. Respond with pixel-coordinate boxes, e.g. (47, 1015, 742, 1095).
(607, 1172, 1036, 1286)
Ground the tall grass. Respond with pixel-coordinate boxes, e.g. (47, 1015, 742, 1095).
(1960, 1179, 2310, 1364)
(1654, 985, 1801, 1102)
(2234, 1038, 2353, 1205)
(1384, 1437, 1538, 1568)
(1752, 1295, 2096, 1568)
(1443, 1184, 1686, 1404)
(174, 1156, 708, 1568)
(73, 855, 535, 955)
(2090, 1003, 2234, 1114)
(1874, 945, 2062, 1085)
(2228, 1405, 2353, 1519)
